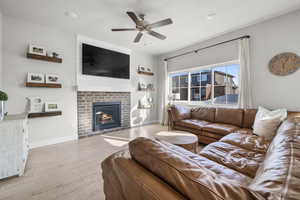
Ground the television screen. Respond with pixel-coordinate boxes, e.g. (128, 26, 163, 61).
(82, 43, 130, 79)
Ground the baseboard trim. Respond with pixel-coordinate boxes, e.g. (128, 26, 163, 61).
(30, 135, 78, 149)
(29, 121, 159, 148)
(131, 120, 159, 128)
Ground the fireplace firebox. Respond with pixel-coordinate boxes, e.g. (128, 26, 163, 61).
(93, 102, 121, 131)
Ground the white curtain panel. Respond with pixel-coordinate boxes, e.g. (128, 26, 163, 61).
(160, 61, 169, 125)
(238, 38, 253, 108)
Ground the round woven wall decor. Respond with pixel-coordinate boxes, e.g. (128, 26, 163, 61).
(269, 52, 300, 76)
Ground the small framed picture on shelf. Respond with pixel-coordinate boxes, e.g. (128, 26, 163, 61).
(146, 67, 152, 73)
(45, 74, 60, 84)
(45, 102, 60, 112)
(138, 65, 146, 72)
(27, 72, 45, 83)
(28, 44, 46, 56)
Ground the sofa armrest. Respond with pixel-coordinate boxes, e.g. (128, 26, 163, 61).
(102, 149, 186, 200)
(170, 105, 191, 122)
(129, 137, 256, 200)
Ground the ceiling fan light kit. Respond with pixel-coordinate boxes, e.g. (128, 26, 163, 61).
(112, 11, 173, 43)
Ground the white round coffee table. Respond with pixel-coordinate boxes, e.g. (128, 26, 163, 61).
(154, 131, 199, 153)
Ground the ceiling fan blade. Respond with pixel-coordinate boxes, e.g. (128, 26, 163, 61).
(111, 28, 137, 31)
(126, 11, 140, 25)
(147, 18, 173, 29)
(146, 30, 166, 40)
(134, 32, 143, 43)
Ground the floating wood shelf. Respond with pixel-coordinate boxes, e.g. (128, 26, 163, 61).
(27, 53, 62, 63)
(138, 106, 153, 109)
(138, 88, 155, 92)
(28, 111, 62, 118)
(138, 71, 154, 76)
(26, 82, 62, 88)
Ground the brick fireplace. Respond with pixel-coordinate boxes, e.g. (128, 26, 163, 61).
(77, 91, 130, 138)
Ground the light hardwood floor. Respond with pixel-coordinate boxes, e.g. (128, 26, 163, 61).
(0, 124, 168, 200)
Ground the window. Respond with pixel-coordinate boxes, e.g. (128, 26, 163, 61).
(171, 73, 188, 101)
(169, 61, 240, 105)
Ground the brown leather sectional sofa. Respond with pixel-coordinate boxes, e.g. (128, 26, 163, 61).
(102, 106, 300, 200)
(169, 105, 259, 144)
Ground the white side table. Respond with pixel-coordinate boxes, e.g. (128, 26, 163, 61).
(0, 114, 29, 179)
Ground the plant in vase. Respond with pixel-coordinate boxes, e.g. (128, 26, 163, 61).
(0, 90, 8, 120)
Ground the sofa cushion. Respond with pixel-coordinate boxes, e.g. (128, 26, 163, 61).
(129, 137, 256, 200)
(235, 128, 254, 135)
(201, 131, 224, 140)
(249, 119, 300, 200)
(173, 125, 201, 136)
(242, 109, 257, 128)
(175, 119, 209, 130)
(215, 108, 244, 127)
(219, 132, 269, 154)
(199, 141, 265, 178)
(170, 105, 191, 121)
(252, 106, 287, 140)
(203, 123, 239, 136)
(191, 107, 216, 122)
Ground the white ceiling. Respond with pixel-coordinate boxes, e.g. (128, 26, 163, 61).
(1, 0, 300, 55)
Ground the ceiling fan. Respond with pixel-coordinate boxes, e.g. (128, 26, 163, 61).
(111, 11, 173, 43)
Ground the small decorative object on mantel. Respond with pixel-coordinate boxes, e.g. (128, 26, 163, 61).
(27, 72, 45, 83)
(269, 52, 300, 76)
(28, 44, 46, 56)
(0, 90, 8, 121)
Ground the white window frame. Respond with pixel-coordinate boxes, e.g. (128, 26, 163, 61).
(168, 60, 240, 107)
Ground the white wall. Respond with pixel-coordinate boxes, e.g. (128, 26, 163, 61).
(2, 16, 158, 148)
(0, 12, 2, 89)
(158, 9, 300, 119)
(3, 17, 78, 148)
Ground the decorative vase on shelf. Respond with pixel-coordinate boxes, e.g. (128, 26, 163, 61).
(0, 90, 8, 121)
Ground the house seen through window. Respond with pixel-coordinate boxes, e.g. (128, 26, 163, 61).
(169, 62, 240, 105)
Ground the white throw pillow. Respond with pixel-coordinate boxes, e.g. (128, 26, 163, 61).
(252, 106, 287, 140)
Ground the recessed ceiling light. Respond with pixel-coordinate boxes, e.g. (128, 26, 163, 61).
(64, 11, 79, 19)
(207, 13, 216, 20)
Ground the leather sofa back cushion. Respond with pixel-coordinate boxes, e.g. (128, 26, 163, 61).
(129, 137, 255, 200)
(171, 105, 191, 121)
(243, 109, 257, 128)
(215, 108, 244, 127)
(249, 119, 300, 200)
(191, 107, 216, 122)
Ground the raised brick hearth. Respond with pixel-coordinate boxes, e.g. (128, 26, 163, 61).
(77, 91, 130, 138)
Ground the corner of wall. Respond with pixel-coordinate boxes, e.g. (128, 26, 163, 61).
(0, 12, 3, 89)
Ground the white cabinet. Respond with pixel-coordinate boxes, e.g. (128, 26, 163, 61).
(0, 114, 29, 179)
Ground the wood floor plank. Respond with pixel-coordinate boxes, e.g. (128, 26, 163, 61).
(0, 124, 168, 200)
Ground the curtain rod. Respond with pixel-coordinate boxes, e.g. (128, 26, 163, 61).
(164, 35, 250, 61)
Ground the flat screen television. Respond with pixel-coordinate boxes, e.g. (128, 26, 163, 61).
(82, 43, 130, 79)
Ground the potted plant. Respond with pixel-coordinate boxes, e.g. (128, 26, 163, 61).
(0, 90, 8, 120)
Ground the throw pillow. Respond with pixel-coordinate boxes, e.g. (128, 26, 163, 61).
(252, 106, 287, 140)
